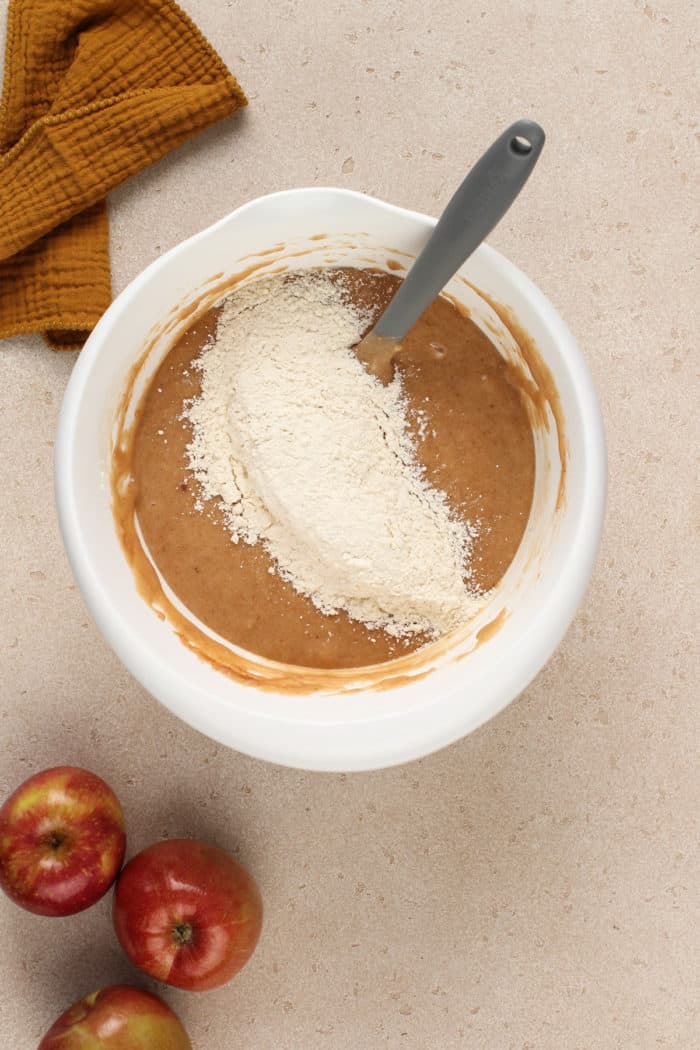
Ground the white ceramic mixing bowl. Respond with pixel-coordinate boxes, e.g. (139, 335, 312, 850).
(55, 188, 606, 771)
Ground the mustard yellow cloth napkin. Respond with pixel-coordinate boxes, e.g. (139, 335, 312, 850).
(0, 0, 246, 349)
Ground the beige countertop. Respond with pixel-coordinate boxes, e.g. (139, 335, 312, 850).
(1, 1, 697, 1046)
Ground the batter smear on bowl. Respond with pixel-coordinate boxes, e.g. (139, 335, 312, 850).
(127, 267, 535, 669)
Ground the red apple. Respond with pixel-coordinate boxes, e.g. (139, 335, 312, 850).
(0, 766, 126, 916)
(38, 985, 191, 1049)
(113, 839, 263, 991)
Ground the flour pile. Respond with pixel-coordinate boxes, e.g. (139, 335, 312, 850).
(185, 271, 482, 638)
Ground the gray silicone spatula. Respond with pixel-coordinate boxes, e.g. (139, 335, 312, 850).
(356, 118, 546, 381)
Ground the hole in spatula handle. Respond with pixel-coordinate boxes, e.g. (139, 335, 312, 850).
(510, 134, 533, 155)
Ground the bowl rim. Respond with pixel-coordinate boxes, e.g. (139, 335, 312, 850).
(55, 187, 607, 771)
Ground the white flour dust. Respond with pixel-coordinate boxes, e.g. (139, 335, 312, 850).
(185, 271, 483, 638)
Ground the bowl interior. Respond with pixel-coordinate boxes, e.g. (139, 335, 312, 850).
(56, 189, 605, 770)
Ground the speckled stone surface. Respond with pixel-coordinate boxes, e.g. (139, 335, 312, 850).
(1, 2, 697, 1046)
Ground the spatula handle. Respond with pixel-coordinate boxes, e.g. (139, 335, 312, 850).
(374, 119, 546, 341)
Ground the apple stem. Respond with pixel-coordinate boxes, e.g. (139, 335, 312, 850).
(172, 922, 193, 946)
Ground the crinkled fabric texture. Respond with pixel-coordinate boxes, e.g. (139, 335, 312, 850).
(0, 0, 246, 349)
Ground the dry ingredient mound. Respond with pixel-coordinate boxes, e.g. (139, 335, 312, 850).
(185, 271, 484, 639)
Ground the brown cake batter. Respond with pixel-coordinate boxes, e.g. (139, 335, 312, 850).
(126, 268, 534, 669)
